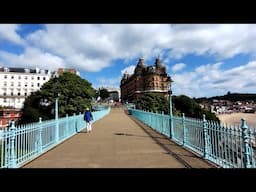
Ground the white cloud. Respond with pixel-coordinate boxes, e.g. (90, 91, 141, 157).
(2, 24, 256, 85)
(171, 61, 256, 98)
(0, 47, 66, 71)
(121, 65, 135, 75)
(96, 77, 121, 90)
(0, 24, 25, 45)
(172, 63, 186, 72)
(95, 65, 137, 90)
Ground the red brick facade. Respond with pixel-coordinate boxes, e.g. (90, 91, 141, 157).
(58, 68, 77, 76)
(120, 57, 171, 103)
(0, 109, 22, 128)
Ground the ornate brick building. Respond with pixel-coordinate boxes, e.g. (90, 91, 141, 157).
(120, 57, 171, 103)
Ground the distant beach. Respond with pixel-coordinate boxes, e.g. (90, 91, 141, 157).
(217, 113, 256, 128)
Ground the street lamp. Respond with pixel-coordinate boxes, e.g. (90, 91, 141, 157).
(168, 77, 174, 139)
(53, 73, 59, 143)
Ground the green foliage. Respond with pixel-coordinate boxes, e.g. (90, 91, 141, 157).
(173, 95, 220, 122)
(196, 92, 256, 102)
(134, 93, 219, 122)
(96, 88, 110, 100)
(135, 93, 169, 114)
(19, 72, 96, 124)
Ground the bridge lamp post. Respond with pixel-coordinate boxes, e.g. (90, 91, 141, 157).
(54, 73, 59, 143)
(168, 77, 174, 139)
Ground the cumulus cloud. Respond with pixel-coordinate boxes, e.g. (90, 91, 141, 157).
(2, 24, 256, 97)
(1, 24, 256, 73)
(171, 61, 256, 98)
(96, 77, 121, 89)
(0, 24, 25, 45)
(171, 63, 186, 72)
(0, 47, 66, 71)
(121, 65, 135, 75)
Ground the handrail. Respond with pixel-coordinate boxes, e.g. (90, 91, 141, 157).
(0, 107, 111, 168)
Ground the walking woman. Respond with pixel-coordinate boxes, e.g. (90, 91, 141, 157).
(84, 107, 93, 133)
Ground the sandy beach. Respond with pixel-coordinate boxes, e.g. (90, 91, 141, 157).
(217, 113, 256, 128)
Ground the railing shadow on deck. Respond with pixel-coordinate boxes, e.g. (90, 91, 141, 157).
(128, 108, 256, 168)
(126, 114, 207, 168)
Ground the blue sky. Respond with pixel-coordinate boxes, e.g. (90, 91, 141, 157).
(1, 24, 256, 98)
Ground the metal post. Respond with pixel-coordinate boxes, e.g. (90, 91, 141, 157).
(203, 114, 209, 160)
(168, 83, 173, 139)
(73, 113, 77, 133)
(55, 97, 59, 143)
(78, 112, 81, 131)
(162, 111, 164, 134)
(9, 121, 17, 168)
(65, 114, 69, 138)
(182, 113, 186, 146)
(241, 118, 251, 168)
(37, 117, 42, 154)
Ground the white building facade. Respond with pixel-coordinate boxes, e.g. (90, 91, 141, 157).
(0, 67, 52, 109)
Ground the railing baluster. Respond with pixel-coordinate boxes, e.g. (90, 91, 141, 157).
(241, 118, 250, 168)
(8, 121, 17, 168)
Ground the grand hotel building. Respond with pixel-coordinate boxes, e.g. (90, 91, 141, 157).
(0, 67, 52, 109)
(120, 57, 171, 103)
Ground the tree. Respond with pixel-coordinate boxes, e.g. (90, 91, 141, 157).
(19, 72, 96, 124)
(135, 93, 180, 115)
(134, 93, 219, 122)
(96, 88, 110, 101)
(173, 95, 220, 122)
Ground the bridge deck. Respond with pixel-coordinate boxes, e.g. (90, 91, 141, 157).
(23, 108, 215, 168)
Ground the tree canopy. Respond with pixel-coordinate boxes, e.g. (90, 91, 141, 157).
(96, 88, 110, 101)
(173, 95, 220, 122)
(196, 92, 256, 102)
(134, 93, 219, 122)
(19, 72, 96, 124)
(135, 93, 180, 115)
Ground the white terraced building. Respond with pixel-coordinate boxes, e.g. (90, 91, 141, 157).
(0, 67, 52, 109)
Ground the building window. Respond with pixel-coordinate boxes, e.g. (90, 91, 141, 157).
(25, 83, 28, 87)
(11, 76, 14, 79)
(18, 76, 21, 79)
(3, 92, 6, 96)
(4, 82, 7, 86)
(37, 77, 40, 80)
(18, 82, 21, 87)
(38, 83, 40, 87)
(25, 92, 27, 96)
(31, 76, 34, 80)
(4, 75, 7, 79)
(11, 82, 14, 86)
(25, 76, 28, 80)
(18, 92, 20, 96)
(11, 92, 13, 96)
(3, 98, 7, 103)
(43, 77, 46, 80)
(31, 83, 34, 87)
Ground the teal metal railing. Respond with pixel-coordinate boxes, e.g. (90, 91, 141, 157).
(128, 109, 256, 168)
(0, 107, 110, 168)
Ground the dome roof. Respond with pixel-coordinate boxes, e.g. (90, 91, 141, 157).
(155, 57, 164, 68)
(137, 57, 146, 68)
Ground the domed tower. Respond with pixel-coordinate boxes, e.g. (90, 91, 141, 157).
(155, 55, 164, 68)
(134, 57, 146, 75)
(154, 56, 166, 74)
